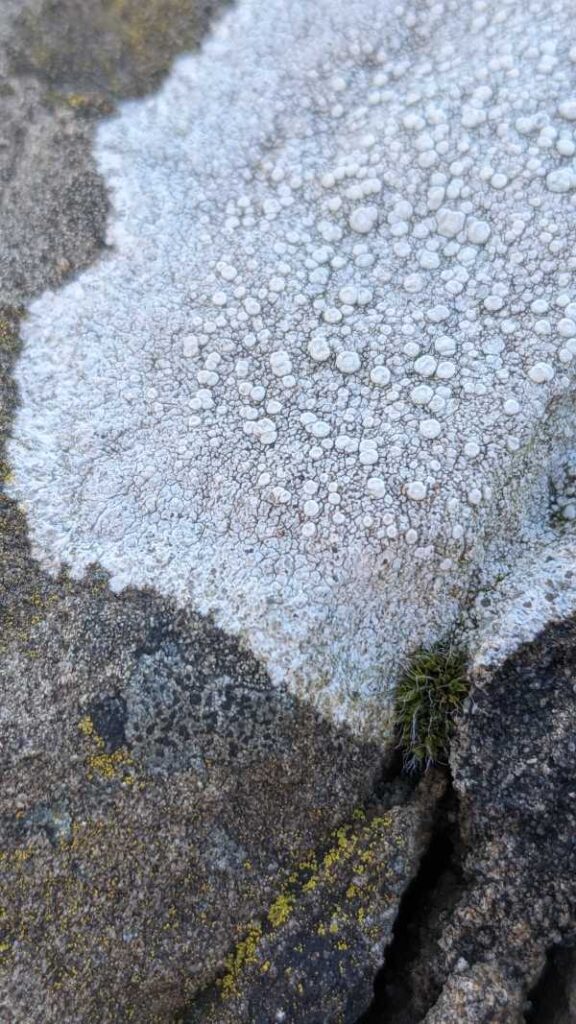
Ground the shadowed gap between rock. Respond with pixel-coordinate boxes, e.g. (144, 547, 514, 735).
(524, 938, 576, 1024)
(357, 774, 464, 1024)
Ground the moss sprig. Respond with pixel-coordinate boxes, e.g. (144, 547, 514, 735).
(394, 643, 468, 772)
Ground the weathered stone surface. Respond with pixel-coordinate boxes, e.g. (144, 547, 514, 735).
(420, 617, 576, 1023)
(0, 585, 386, 1021)
(0, 3, 393, 1022)
(183, 773, 445, 1024)
(0, 0, 225, 305)
(6, 0, 576, 739)
(2, 0, 576, 1022)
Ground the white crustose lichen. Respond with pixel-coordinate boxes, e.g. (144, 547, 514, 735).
(7, 0, 576, 735)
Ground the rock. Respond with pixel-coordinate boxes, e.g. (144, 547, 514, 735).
(421, 616, 576, 1022)
(182, 773, 445, 1024)
(1, 0, 576, 1022)
(0, 586, 387, 1022)
(0, 0, 228, 554)
(0, 3, 391, 1023)
(0, 0, 224, 307)
(565, 953, 576, 1020)
(424, 965, 519, 1024)
(525, 942, 576, 1023)
(6, 0, 576, 739)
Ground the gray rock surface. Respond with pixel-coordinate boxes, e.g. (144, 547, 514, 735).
(7, 0, 576, 735)
(0, 2, 391, 1021)
(1, 1, 576, 1023)
(0, 0, 225, 305)
(182, 773, 445, 1024)
(421, 616, 576, 1023)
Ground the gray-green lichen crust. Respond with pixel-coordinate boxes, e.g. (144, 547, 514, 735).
(7, 0, 576, 735)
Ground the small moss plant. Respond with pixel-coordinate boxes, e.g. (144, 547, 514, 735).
(394, 643, 468, 772)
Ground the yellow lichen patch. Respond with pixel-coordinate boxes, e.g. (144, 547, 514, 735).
(87, 746, 134, 782)
(162, 905, 180, 932)
(12, 847, 33, 864)
(208, 804, 397, 1011)
(297, 853, 318, 873)
(0, 583, 62, 658)
(44, 89, 114, 116)
(69, 92, 113, 114)
(0, 940, 12, 961)
(267, 892, 294, 929)
(219, 921, 263, 997)
(78, 714, 96, 738)
(78, 714, 137, 783)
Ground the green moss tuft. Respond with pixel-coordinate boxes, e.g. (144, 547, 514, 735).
(394, 643, 468, 772)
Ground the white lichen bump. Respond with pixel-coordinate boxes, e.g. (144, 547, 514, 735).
(8, 0, 576, 735)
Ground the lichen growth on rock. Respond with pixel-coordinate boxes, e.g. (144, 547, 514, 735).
(215, 806, 394, 1001)
(78, 714, 137, 783)
(7, 0, 576, 736)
